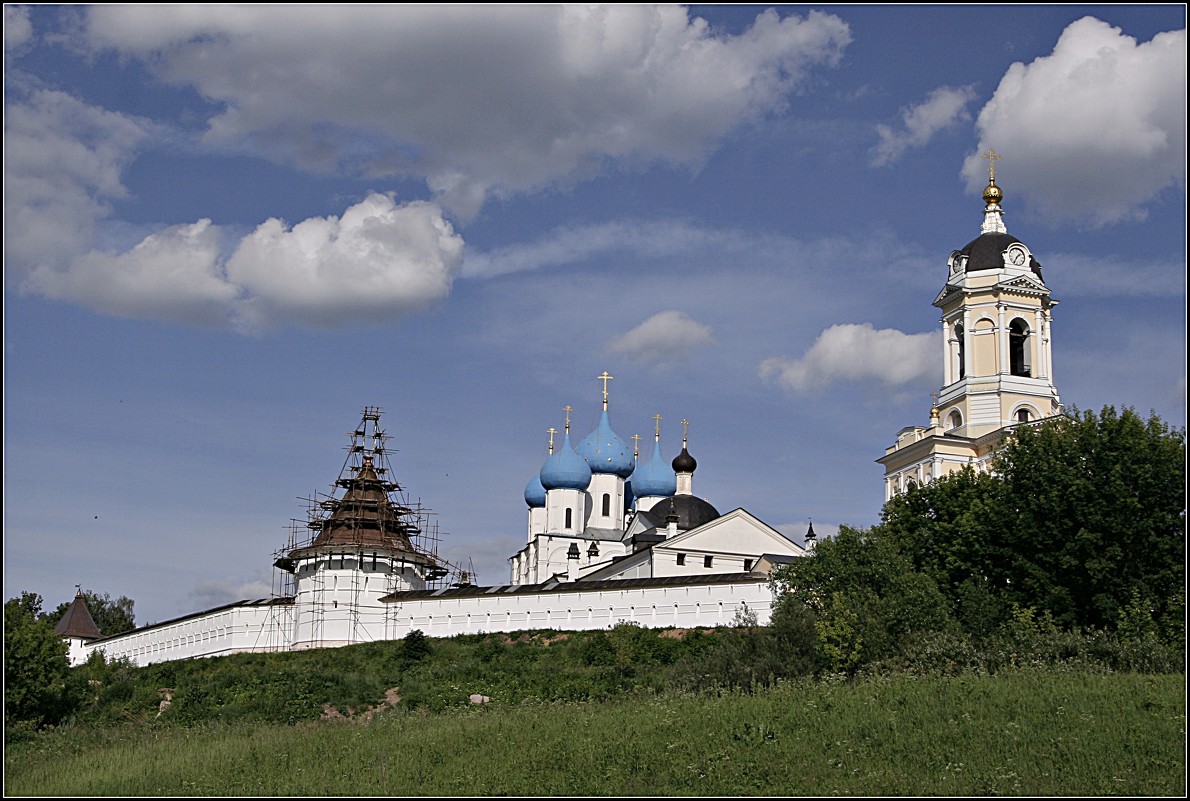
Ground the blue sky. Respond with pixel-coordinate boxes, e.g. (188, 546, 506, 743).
(4, 4, 1185, 626)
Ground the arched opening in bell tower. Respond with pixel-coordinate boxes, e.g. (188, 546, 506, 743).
(954, 322, 965, 380)
(1009, 318, 1032, 377)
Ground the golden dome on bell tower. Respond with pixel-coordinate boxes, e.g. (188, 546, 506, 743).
(980, 148, 1004, 205)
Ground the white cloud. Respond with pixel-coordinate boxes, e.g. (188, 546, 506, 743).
(16, 187, 463, 329)
(759, 323, 936, 392)
(227, 193, 464, 329)
(4, 5, 33, 52)
(81, 5, 851, 215)
(871, 85, 976, 166)
(965, 17, 1185, 226)
(3, 89, 149, 275)
(25, 219, 238, 326)
(606, 310, 717, 367)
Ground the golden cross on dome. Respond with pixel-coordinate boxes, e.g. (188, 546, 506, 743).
(631, 433, 642, 459)
(563, 405, 573, 433)
(680, 418, 690, 445)
(981, 148, 1002, 182)
(930, 391, 938, 407)
(653, 413, 663, 440)
(547, 427, 557, 454)
(597, 371, 613, 409)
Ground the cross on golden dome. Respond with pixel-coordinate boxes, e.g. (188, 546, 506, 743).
(981, 148, 1001, 182)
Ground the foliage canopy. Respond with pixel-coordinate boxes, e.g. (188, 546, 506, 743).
(775, 406, 1185, 672)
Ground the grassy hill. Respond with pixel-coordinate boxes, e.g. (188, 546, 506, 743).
(5, 627, 1186, 796)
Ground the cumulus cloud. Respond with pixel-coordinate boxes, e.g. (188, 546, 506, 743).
(871, 85, 976, 166)
(964, 17, 1185, 226)
(25, 220, 238, 326)
(759, 323, 936, 392)
(227, 193, 464, 328)
(606, 310, 717, 367)
(4, 89, 149, 274)
(15, 186, 462, 329)
(80, 5, 851, 215)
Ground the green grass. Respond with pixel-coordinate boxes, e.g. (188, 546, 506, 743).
(7, 672, 1184, 796)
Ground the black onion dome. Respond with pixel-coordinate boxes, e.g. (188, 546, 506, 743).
(959, 232, 1044, 279)
(671, 446, 697, 474)
(647, 494, 720, 531)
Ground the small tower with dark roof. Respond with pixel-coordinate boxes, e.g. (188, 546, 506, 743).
(55, 587, 102, 665)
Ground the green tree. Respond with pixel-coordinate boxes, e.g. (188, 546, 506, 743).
(874, 406, 1184, 638)
(878, 467, 1008, 634)
(4, 592, 70, 727)
(991, 407, 1185, 632)
(774, 525, 955, 670)
(48, 590, 135, 636)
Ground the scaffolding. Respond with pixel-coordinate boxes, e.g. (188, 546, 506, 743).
(267, 406, 475, 649)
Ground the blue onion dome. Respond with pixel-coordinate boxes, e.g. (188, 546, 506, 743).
(524, 473, 547, 508)
(577, 410, 635, 477)
(633, 439, 677, 498)
(539, 432, 592, 490)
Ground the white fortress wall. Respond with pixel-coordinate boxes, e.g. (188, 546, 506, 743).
(80, 599, 294, 667)
(75, 575, 774, 666)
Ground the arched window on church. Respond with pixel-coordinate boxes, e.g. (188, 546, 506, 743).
(602, 493, 610, 516)
(948, 410, 962, 430)
(564, 508, 572, 529)
(1016, 408, 1031, 423)
(1009, 318, 1031, 377)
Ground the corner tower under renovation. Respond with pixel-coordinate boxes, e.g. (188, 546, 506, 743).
(273, 406, 453, 649)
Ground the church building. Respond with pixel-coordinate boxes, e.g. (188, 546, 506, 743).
(878, 152, 1063, 498)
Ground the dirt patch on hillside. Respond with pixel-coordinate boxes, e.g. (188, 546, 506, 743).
(320, 686, 402, 724)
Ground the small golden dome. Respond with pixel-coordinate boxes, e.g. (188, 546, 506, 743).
(982, 179, 1003, 205)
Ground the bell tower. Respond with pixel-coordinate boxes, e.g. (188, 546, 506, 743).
(878, 151, 1062, 499)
